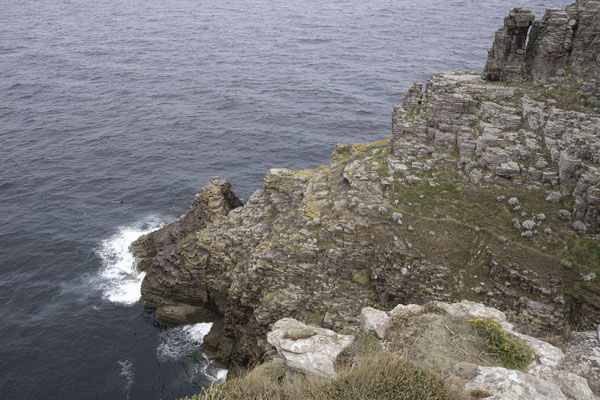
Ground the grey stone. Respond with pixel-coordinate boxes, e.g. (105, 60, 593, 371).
(558, 209, 572, 220)
(266, 318, 354, 377)
(546, 192, 562, 203)
(573, 220, 587, 234)
(523, 220, 536, 230)
(483, 8, 536, 83)
(360, 307, 391, 339)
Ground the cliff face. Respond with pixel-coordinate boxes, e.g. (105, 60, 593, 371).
(133, 1, 600, 368)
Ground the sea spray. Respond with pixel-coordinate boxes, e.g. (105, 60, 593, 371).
(95, 217, 165, 305)
(157, 322, 227, 382)
(117, 359, 134, 399)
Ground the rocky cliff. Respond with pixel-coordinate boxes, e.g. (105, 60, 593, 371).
(132, 0, 600, 370)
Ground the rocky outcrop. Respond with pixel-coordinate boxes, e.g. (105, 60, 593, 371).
(368, 301, 597, 399)
(391, 71, 600, 230)
(526, 9, 574, 82)
(447, 362, 569, 400)
(561, 330, 600, 395)
(483, 7, 535, 83)
(267, 301, 598, 399)
(565, 0, 600, 81)
(484, 1, 600, 86)
(132, 1, 600, 370)
(266, 318, 354, 377)
(130, 177, 242, 316)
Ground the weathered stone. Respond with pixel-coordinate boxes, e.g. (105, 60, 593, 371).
(526, 9, 574, 82)
(360, 307, 391, 339)
(483, 8, 535, 83)
(266, 318, 354, 377)
(497, 161, 521, 179)
(561, 331, 600, 396)
(447, 362, 567, 400)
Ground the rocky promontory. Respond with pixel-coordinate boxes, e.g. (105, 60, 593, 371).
(131, 0, 600, 383)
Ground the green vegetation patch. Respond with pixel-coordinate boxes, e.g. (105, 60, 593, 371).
(352, 269, 372, 285)
(469, 318, 534, 371)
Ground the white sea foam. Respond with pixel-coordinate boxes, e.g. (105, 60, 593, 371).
(157, 322, 213, 362)
(214, 368, 228, 382)
(117, 359, 134, 399)
(95, 217, 165, 305)
(157, 322, 228, 383)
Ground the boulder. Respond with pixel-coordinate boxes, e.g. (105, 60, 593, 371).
(266, 318, 354, 377)
(446, 362, 567, 400)
(360, 307, 391, 339)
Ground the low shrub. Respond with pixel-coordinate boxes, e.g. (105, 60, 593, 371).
(181, 353, 464, 400)
(469, 318, 534, 371)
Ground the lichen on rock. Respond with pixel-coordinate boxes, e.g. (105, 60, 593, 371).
(132, 1, 600, 380)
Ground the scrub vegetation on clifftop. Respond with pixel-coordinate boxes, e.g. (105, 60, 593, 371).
(181, 353, 465, 400)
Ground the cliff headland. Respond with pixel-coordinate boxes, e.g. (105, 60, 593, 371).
(132, 1, 600, 398)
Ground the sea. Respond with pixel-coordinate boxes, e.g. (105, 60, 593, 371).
(0, 0, 566, 398)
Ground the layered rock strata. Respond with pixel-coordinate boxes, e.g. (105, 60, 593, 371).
(483, 7, 535, 83)
(265, 301, 598, 399)
(132, 1, 600, 369)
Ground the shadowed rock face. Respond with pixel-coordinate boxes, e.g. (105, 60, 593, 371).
(566, 0, 600, 81)
(483, 7, 535, 83)
(526, 9, 574, 82)
(133, 2, 600, 368)
(485, 1, 600, 84)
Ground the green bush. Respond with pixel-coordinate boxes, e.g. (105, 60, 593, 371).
(469, 318, 534, 371)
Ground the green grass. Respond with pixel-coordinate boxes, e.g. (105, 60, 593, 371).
(469, 318, 534, 371)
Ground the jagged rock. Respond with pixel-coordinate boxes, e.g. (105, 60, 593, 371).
(360, 307, 391, 339)
(566, 1, 600, 81)
(526, 9, 574, 82)
(497, 161, 521, 178)
(132, 2, 600, 370)
(483, 8, 535, 83)
(561, 331, 600, 396)
(266, 318, 354, 377)
(447, 362, 567, 400)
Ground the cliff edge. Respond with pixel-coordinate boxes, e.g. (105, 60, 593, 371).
(131, 0, 600, 372)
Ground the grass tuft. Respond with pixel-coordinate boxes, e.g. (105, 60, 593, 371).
(469, 318, 534, 371)
(181, 353, 464, 400)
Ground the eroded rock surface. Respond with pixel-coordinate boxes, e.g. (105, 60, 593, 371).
(483, 7, 535, 83)
(132, 1, 600, 369)
(266, 318, 354, 377)
(561, 331, 600, 395)
(447, 362, 567, 400)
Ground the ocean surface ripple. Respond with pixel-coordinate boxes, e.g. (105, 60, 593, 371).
(0, 0, 565, 398)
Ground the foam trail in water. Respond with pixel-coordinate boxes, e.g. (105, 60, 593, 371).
(95, 217, 165, 305)
(117, 359, 134, 399)
(157, 322, 213, 361)
(157, 322, 228, 383)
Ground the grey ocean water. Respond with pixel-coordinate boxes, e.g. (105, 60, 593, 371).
(0, 0, 565, 399)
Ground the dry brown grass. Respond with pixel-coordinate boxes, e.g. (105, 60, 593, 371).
(181, 352, 466, 400)
(385, 312, 498, 378)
